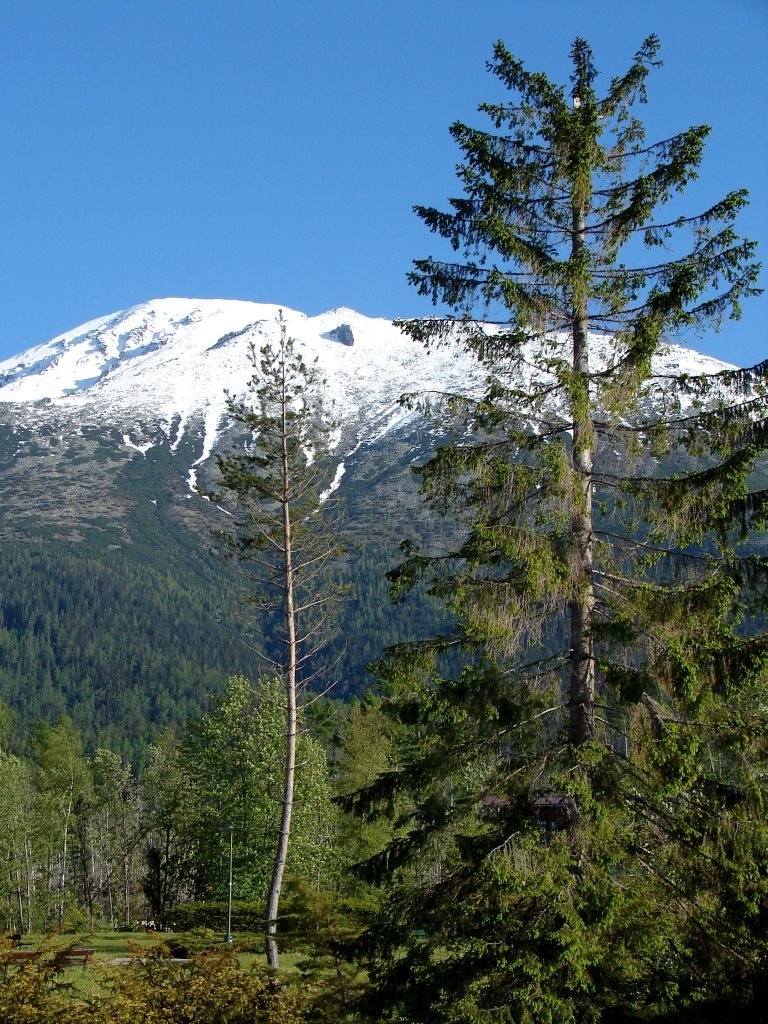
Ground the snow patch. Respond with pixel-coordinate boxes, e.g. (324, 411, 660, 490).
(122, 433, 155, 456)
(319, 461, 346, 503)
(185, 400, 228, 495)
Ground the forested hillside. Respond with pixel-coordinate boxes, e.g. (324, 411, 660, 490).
(0, 536, 447, 760)
(0, 543, 250, 760)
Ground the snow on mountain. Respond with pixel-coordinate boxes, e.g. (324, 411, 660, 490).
(0, 297, 738, 485)
(0, 299, 483, 469)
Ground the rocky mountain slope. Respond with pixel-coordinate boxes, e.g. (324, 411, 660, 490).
(0, 297, 734, 545)
(0, 300, 476, 545)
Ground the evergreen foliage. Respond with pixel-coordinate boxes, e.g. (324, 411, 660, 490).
(211, 315, 345, 970)
(0, 543, 252, 762)
(0, 495, 453, 745)
(354, 35, 768, 1022)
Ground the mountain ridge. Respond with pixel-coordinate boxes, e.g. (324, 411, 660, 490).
(0, 295, 736, 406)
(0, 297, 744, 547)
(0, 296, 739, 506)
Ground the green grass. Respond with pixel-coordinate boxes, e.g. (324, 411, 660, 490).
(19, 930, 169, 960)
(10, 931, 309, 997)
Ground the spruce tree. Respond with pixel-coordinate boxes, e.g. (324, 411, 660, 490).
(212, 316, 343, 971)
(354, 37, 768, 1022)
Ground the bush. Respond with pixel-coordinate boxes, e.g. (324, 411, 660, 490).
(169, 900, 264, 933)
(91, 946, 304, 1023)
(166, 927, 217, 958)
(0, 947, 72, 1024)
(0, 943, 303, 1024)
(60, 910, 90, 934)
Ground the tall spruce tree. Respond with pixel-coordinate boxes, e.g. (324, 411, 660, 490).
(212, 315, 343, 972)
(353, 37, 768, 1022)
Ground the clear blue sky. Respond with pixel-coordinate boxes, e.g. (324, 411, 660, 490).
(0, 0, 765, 367)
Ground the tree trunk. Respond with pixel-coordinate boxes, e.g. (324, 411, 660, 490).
(161, 826, 172, 929)
(568, 197, 596, 745)
(24, 836, 32, 933)
(264, 356, 298, 973)
(123, 854, 131, 928)
(15, 870, 23, 934)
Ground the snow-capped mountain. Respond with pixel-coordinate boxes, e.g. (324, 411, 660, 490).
(0, 298, 737, 421)
(0, 298, 486, 489)
(0, 297, 739, 549)
(0, 299, 477, 547)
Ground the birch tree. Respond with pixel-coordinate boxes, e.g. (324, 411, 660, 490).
(183, 675, 336, 903)
(0, 749, 34, 933)
(31, 719, 91, 929)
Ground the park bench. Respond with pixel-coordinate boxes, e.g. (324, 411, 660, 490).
(2, 949, 42, 976)
(52, 948, 95, 970)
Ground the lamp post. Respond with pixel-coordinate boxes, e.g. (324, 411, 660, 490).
(219, 824, 234, 943)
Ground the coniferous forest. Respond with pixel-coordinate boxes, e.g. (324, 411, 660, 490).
(1, 35, 767, 1024)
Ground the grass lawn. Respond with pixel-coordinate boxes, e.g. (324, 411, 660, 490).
(6, 931, 309, 998)
(14, 929, 171, 961)
(18, 929, 306, 961)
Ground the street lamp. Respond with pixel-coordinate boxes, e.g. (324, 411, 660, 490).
(218, 824, 234, 943)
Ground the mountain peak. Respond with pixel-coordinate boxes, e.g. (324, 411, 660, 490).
(0, 300, 485, 489)
(0, 299, 737, 474)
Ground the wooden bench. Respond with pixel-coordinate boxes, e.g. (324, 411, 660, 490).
(52, 948, 95, 970)
(2, 950, 42, 976)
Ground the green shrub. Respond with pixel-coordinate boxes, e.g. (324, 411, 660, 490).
(0, 942, 303, 1023)
(60, 910, 90, 934)
(166, 927, 217, 958)
(169, 900, 264, 933)
(88, 946, 303, 1023)
(0, 948, 73, 1024)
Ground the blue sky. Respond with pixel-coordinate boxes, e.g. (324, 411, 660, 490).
(0, 0, 765, 367)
